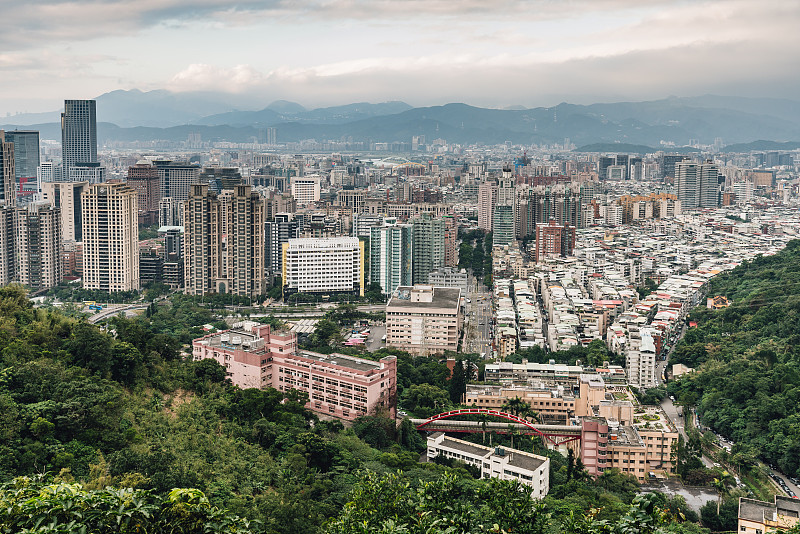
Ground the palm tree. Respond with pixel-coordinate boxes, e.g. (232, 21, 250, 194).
(501, 397, 528, 417)
(711, 471, 735, 515)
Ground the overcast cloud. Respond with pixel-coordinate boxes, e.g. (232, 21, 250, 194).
(1, 0, 799, 116)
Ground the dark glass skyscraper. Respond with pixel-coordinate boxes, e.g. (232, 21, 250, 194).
(5, 130, 40, 201)
(61, 100, 97, 177)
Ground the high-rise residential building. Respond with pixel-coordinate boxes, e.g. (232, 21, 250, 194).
(675, 160, 719, 210)
(370, 218, 413, 295)
(411, 212, 445, 284)
(199, 167, 243, 193)
(385, 285, 462, 356)
(37, 161, 62, 184)
(290, 175, 321, 205)
(154, 159, 201, 206)
(127, 161, 160, 213)
(14, 203, 62, 291)
(443, 215, 458, 267)
(183, 184, 221, 296)
(81, 182, 139, 292)
(598, 156, 615, 180)
(265, 213, 299, 274)
(40, 181, 89, 242)
(0, 206, 15, 284)
(477, 181, 497, 232)
(659, 154, 685, 180)
(226, 185, 266, 297)
(183, 183, 266, 298)
(496, 167, 515, 206)
(68, 162, 106, 183)
(492, 205, 515, 246)
(0, 131, 16, 206)
(534, 221, 576, 262)
(159, 197, 181, 227)
(282, 237, 364, 298)
(61, 100, 97, 178)
(5, 131, 39, 202)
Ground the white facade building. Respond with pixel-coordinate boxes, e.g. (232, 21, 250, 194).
(282, 237, 364, 297)
(290, 175, 321, 205)
(427, 433, 550, 499)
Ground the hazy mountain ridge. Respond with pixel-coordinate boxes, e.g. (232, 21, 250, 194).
(2, 90, 799, 147)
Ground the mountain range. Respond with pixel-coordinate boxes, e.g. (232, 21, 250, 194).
(2, 90, 800, 149)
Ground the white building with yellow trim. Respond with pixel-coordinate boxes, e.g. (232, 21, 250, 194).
(282, 237, 364, 298)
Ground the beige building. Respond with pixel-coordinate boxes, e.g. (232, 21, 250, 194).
(41, 181, 89, 242)
(14, 203, 62, 291)
(0, 131, 15, 206)
(738, 496, 800, 534)
(184, 183, 266, 298)
(81, 182, 139, 292)
(386, 285, 462, 355)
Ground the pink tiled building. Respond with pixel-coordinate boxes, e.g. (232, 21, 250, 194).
(192, 323, 397, 420)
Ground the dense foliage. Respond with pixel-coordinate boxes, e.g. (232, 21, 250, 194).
(0, 285, 711, 533)
(668, 240, 800, 478)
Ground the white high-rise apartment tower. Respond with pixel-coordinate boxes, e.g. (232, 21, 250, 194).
(81, 183, 139, 292)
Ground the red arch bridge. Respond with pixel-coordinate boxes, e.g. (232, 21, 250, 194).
(412, 408, 581, 447)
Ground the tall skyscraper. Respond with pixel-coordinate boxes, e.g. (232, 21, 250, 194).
(492, 205, 515, 246)
(5, 131, 39, 202)
(154, 159, 201, 207)
(40, 181, 89, 242)
(14, 203, 62, 291)
(184, 183, 266, 298)
(370, 218, 413, 295)
(675, 161, 719, 210)
(265, 212, 299, 275)
(61, 100, 97, 178)
(127, 161, 161, 213)
(0, 205, 15, 284)
(411, 212, 445, 284)
(0, 131, 16, 206)
(477, 181, 497, 232)
(81, 183, 139, 292)
(493, 167, 517, 247)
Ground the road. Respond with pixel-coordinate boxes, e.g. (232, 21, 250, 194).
(87, 303, 149, 324)
(660, 396, 714, 469)
(463, 273, 493, 357)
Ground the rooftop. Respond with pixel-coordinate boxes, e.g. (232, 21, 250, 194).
(297, 350, 383, 373)
(505, 449, 547, 472)
(387, 286, 461, 310)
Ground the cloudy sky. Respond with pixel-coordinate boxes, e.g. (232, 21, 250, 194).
(1, 0, 799, 116)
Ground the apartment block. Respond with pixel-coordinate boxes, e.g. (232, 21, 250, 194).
(0, 131, 16, 206)
(738, 496, 800, 534)
(127, 161, 161, 213)
(386, 285, 462, 355)
(370, 218, 412, 295)
(184, 183, 266, 298)
(426, 433, 549, 499)
(14, 203, 62, 291)
(290, 175, 321, 205)
(478, 181, 497, 232)
(192, 323, 397, 420)
(282, 237, 364, 297)
(41, 181, 88, 243)
(154, 160, 201, 205)
(81, 182, 139, 292)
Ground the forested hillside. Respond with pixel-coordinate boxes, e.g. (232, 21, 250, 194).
(0, 284, 707, 533)
(669, 239, 800, 477)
